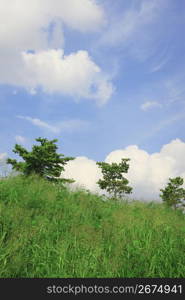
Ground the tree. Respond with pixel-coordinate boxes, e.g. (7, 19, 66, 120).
(160, 177, 185, 210)
(96, 158, 132, 200)
(7, 137, 75, 183)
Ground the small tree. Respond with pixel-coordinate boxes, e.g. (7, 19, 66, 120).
(160, 177, 185, 210)
(7, 137, 75, 183)
(96, 158, 132, 200)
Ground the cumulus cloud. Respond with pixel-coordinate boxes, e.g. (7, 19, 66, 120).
(0, 0, 104, 50)
(63, 139, 185, 201)
(63, 156, 102, 192)
(17, 115, 90, 134)
(21, 49, 113, 104)
(140, 101, 162, 111)
(0, 0, 113, 104)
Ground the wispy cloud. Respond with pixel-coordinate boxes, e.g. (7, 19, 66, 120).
(17, 115, 90, 134)
(141, 101, 162, 111)
(98, 0, 168, 61)
(132, 70, 185, 112)
(140, 111, 185, 141)
(150, 53, 171, 73)
(165, 76, 185, 104)
(154, 112, 185, 133)
(99, 1, 157, 45)
(17, 116, 59, 133)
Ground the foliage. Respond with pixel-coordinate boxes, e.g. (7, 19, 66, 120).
(160, 177, 185, 210)
(6, 137, 74, 183)
(96, 158, 132, 199)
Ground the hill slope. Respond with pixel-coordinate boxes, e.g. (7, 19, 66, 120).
(0, 175, 185, 277)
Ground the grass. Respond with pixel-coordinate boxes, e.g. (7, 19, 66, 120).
(0, 175, 185, 278)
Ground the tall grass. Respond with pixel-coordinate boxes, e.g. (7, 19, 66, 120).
(0, 175, 184, 277)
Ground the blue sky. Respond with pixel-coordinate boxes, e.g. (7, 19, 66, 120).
(0, 0, 185, 199)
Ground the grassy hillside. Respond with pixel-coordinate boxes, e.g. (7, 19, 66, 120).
(0, 175, 185, 278)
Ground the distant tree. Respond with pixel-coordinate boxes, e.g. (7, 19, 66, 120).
(160, 177, 185, 210)
(7, 137, 75, 183)
(96, 158, 132, 200)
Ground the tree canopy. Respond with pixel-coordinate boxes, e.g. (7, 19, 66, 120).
(160, 177, 185, 210)
(96, 158, 132, 200)
(7, 137, 75, 183)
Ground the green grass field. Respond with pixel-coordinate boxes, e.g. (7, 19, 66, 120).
(0, 175, 184, 277)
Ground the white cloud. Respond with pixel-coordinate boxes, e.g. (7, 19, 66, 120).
(21, 49, 113, 104)
(47, 0, 105, 32)
(63, 139, 185, 201)
(17, 115, 90, 134)
(15, 135, 27, 144)
(0, 0, 113, 104)
(63, 156, 102, 192)
(141, 101, 162, 111)
(0, 0, 104, 50)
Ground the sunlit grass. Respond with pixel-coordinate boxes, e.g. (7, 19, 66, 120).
(0, 175, 184, 277)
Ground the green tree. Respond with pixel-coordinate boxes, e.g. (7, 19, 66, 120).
(7, 137, 75, 183)
(96, 158, 132, 200)
(160, 177, 185, 210)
